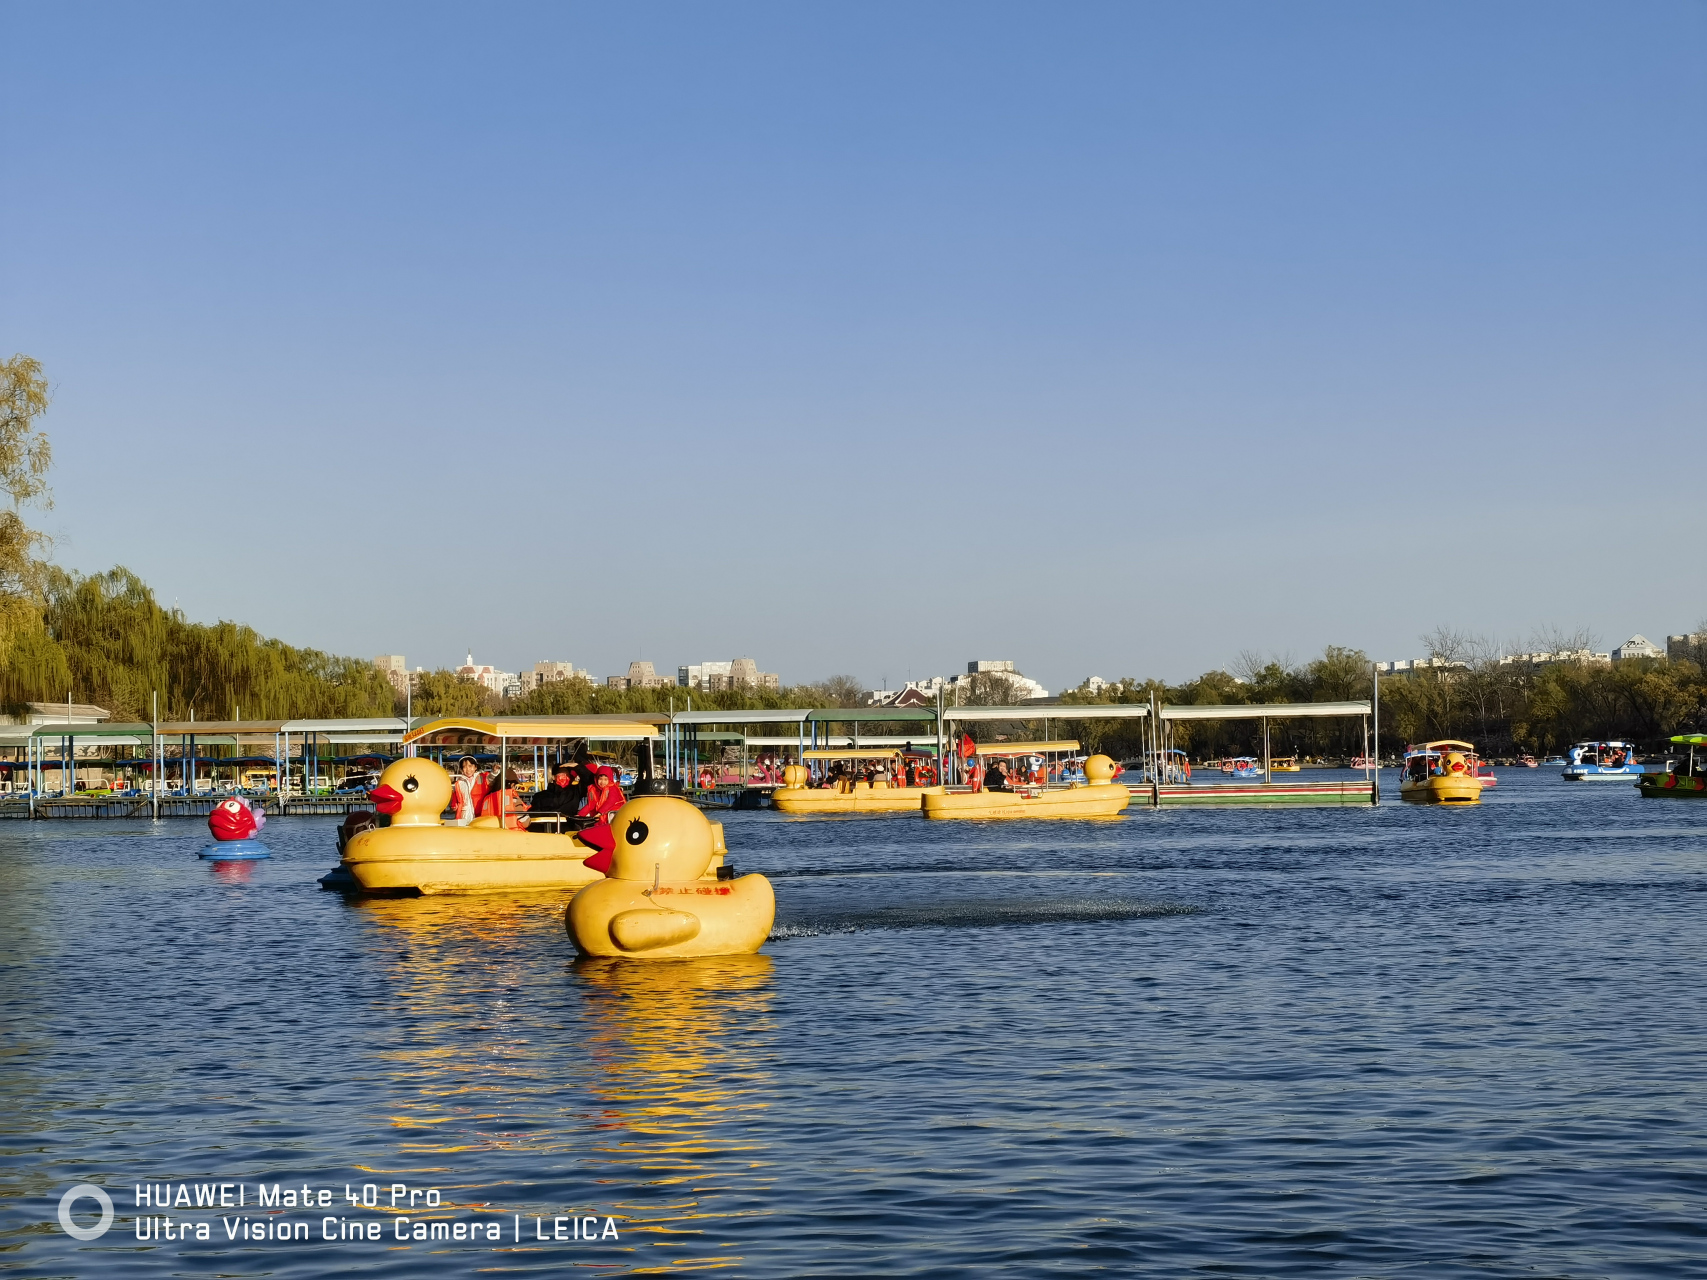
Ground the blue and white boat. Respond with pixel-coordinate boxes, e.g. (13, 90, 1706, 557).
(1562, 741, 1646, 781)
(1222, 755, 1263, 780)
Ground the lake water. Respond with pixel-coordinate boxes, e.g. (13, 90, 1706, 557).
(2, 770, 1704, 1277)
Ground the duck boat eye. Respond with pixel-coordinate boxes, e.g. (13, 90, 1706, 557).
(624, 819, 649, 845)
(402, 776, 419, 793)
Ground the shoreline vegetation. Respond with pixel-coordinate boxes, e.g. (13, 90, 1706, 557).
(1, 357, 1701, 752)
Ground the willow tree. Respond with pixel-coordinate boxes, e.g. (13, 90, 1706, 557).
(0, 355, 53, 675)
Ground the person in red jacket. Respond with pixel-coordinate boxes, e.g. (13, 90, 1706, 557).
(478, 769, 523, 828)
(449, 756, 487, 826)
(577, 767, 627, 875)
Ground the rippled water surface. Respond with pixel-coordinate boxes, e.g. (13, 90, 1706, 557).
(3, 771, 1705, 1277)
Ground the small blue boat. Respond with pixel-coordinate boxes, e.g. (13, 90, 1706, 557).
(1561, 741, 1646, 781)
(1222, 755, 1263, 780)
(198, 839, 271, 860)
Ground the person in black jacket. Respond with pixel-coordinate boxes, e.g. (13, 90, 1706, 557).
(983, 761, 1011, 792)
(527, 750, 596, 831)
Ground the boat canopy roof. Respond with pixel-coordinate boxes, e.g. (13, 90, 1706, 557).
(802, 747, 908, 761)
(1669, 733, 1707, 744)
(403, 715, 664, 746)
(974, 740, 1080, 755)
(1161, 701, 1370, 722)
(1420, 740, 1476, 751)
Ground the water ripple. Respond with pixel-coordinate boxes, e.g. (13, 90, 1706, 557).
(1, 772, 1704, 1276)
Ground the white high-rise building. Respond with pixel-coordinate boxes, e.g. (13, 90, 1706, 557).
(457, 653, 518, 696)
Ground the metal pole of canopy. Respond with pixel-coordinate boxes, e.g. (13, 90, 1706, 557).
(935, 689, 944, 784)
(1371, 667, 1381, 806)
(500, 733, 508, 825)
(1150, 694, 1160, 808)
(1362, 715, 1369, 799)
(1263, 718, 1271, 785)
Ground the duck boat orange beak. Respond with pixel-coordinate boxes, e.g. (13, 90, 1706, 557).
(370, 783, 404, 815)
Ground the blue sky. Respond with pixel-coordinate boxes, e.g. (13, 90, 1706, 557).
(4, 2, 1702, 691)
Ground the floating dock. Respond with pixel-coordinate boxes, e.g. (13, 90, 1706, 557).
(0, 794, 379, 820)
(1134, 777, 1377, 807)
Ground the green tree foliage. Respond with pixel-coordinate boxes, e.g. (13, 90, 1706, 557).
(0, 566, 398, 721)
(1040, 649, 1382, 761)
(0, 355, 54, 663)
(1382, 654, 1707, 753)
(0, 356, 400, 723)
(504, 673, 871, 718)
(411, 669, 498, 717)
(0, 355, 53, 508)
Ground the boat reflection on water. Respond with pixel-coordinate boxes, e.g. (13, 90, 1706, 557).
(575, 954, 777, 1270)
(576, 953, 775, 1132)
(341, 894, 776, 1267)
(208, 858, 260, 884)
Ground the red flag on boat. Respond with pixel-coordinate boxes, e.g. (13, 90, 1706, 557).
(958, 734, 976, 759)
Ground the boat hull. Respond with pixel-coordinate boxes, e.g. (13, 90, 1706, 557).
(770, 785, 939, 815)
(340, 824, 604, 894)
(1637, 774, 1707, 798)
(921, 784, 1130, 820)
(567, 874, 775, 958)
(1563, 767, 1644, 781)
(1399, 776, 1482, 804)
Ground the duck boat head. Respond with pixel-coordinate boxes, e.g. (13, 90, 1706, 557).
(368, 758, 454, 826)
(567, 795, 775, 959)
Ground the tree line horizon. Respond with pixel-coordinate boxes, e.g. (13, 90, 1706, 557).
(1, 355, 1701, 756)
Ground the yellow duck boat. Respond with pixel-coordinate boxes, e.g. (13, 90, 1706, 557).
(338, 756, 615, 893)
(769, 748, 943, 815)
(336, 715, 669, 894)
(567, 795, 775, 958)
(1399, 740, 1484, 804)
(922, 750, 1131, 819)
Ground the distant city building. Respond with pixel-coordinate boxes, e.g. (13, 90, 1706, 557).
(457, 652, 518, 697)
(1612, 635, 1662, 662)
(680, 661, 730, 688)
(868, 663, 1048, 705)
(1083, 676, 1108, 694)
(1376, 656, 1470, 674)
(630, 661, 673, 688)
(519, 660, 588, 693)
(679, 658, 778, 691)
(1492, 649, 1611, 669)
(373, 654, 409, 695)
(607, 660, 674, 691)
(958, 660, 1048, 700)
